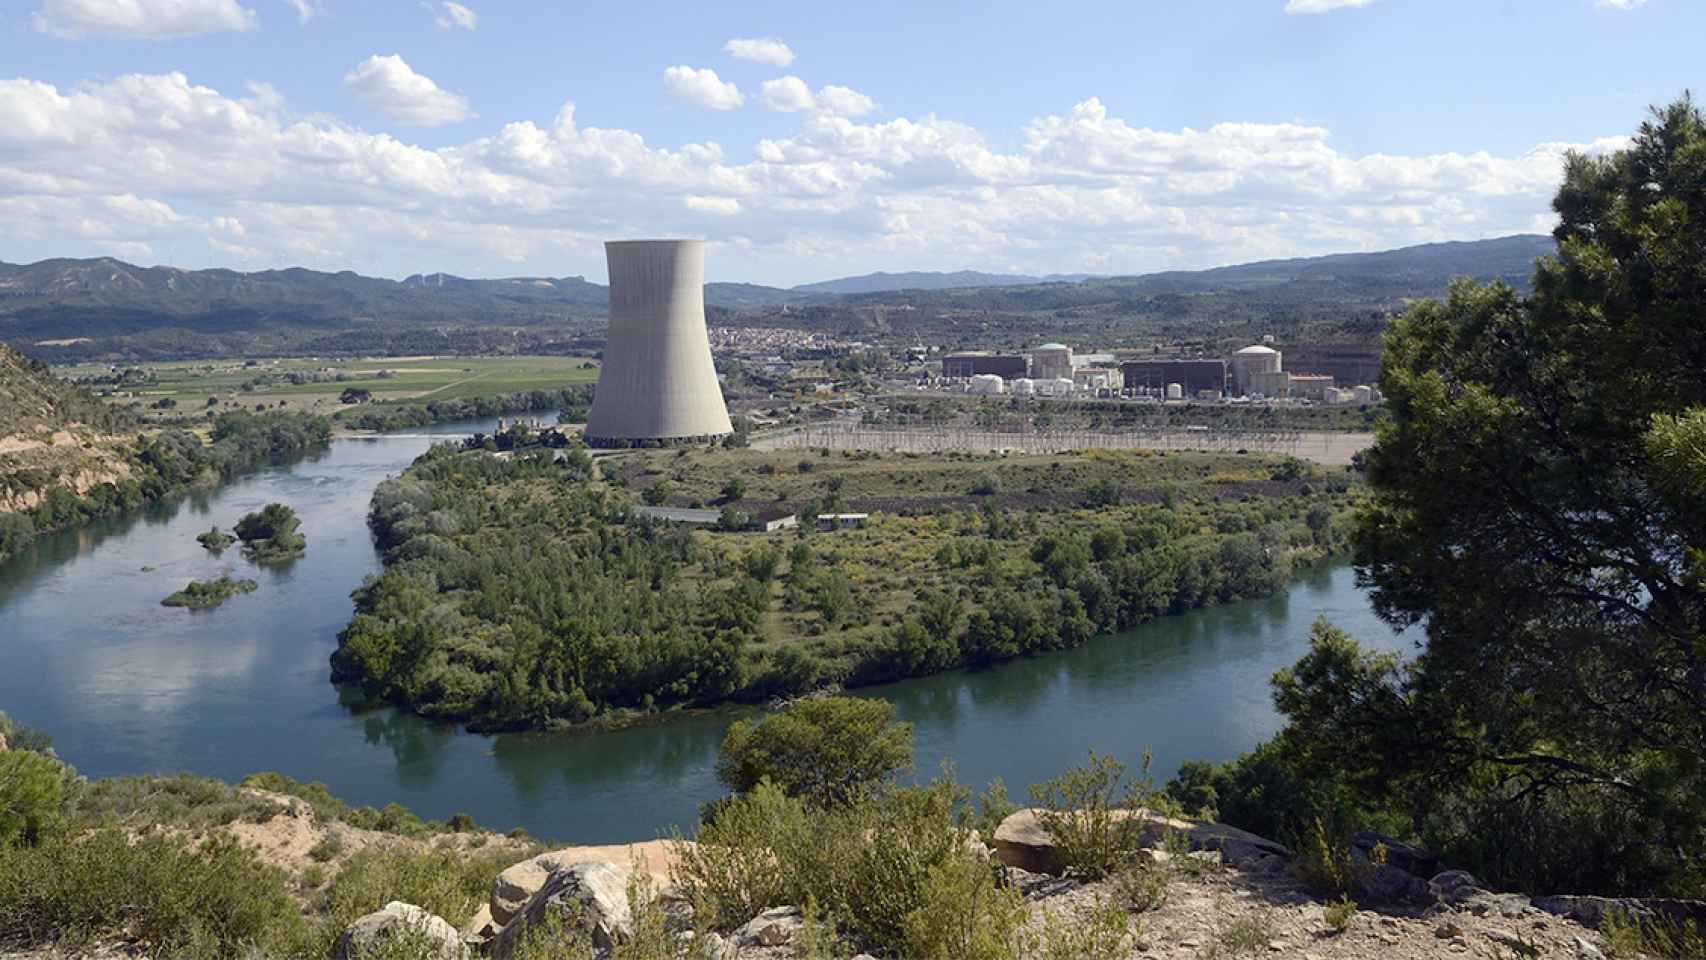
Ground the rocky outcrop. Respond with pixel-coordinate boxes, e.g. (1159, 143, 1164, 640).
(334, 901, 467, 960)
(734, 906, 802, 948)
(488, 839, 686, 926)
(990, 808, 1286, 876)
(1533, 893, 1706, 932)
(489, 862, 633, 959)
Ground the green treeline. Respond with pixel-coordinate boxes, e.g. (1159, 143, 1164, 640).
(0, 410, 331, 565)
(336, 385, 594, 432)
(332, 445, 1355, 731)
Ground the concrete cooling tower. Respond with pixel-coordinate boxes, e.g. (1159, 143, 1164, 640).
(585, 240, 733, 447)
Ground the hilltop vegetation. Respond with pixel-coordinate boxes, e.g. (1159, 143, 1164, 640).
(332, 443, 1359, 730)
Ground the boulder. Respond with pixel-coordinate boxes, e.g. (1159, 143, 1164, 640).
(1352, 830, 1439, 880)
(460, 903, 497, 944)
(1428, 869, 1480, 905)
(735, 906, 802, 948)
(1359, 863, 1431, 906)
(490, 839, 687, 926)
(990, 808, 1196, 876)
(1533, 894, 1706, 933)
(335, 901, 468, 960)
(490, 862, 633, 959)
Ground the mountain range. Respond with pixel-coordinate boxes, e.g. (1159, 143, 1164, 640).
(0, 234, 1557, 360)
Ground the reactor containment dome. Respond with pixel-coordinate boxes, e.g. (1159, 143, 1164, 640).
(585, 239, 733, 447)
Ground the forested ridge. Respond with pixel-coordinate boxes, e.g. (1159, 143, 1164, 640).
(332, 444, 1360, 730)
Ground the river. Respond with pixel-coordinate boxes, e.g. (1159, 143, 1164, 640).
(0, 419, 1414, 843)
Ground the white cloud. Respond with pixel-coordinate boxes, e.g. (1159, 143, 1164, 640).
(1593, 0, 1646, 8)
(283, 0, 317, 22)
(0, 71, 1622, 284)
(758, 76, 815, 113)
(724, 37, 794, 67)
(1284, 0, 1376, 13)
(433, 0, 475, 30)
(33, 0, 257, 39)
(344, 54, 475, 126)
(662, 66, 744, 110)
(816, 85, 876, 118)
(686, 195, 742, 215)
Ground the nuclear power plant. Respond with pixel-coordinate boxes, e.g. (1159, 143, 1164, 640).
(584, 240, 733, 447)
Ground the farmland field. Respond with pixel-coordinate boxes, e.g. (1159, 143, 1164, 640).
(58, 354, 601, 420)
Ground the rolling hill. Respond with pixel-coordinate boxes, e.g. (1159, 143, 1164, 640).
(0, 234, 1557, 359)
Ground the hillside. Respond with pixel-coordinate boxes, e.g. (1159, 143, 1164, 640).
(0, 235, 1556, 360)
(0, 341, 137, 516)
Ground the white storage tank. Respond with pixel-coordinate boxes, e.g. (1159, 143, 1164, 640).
(1352, 385, 1374, 404)
(1166, 382, 1183, 400)
(1010, 378, 1035, 397)
(969, 374, 1007, 395)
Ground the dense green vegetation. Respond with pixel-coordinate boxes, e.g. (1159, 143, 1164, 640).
(197, 525, 235, 550)
(161, 574, 259, 610)
(717, 696, 914, 808)
(333, 442, 1359, 730)
(236, 502, 307, 563)
(337, 384, 595, 431)
(1176, 98, 1706, 901)
(0, 408, 331, 565)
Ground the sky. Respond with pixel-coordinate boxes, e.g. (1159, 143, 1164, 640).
(0, 0, 1693, 287)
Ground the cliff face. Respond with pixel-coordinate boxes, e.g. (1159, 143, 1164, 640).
(0, 342, 138, 517)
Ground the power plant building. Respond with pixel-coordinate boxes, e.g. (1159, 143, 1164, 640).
(942, 352, 1028, 379)
(1120, 359, 1228, 396)
(1231, 345, 1283, 396)
(585, 240, 733, 447)
(1030, 343, 1075, 381)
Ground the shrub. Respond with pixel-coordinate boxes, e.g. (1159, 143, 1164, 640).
(1602, 910, 1706, 959)
(70, 773, 284, 832)
(1037, 896, 1134, 960)
(312, 845, 518, 958)
(716, 696, 913, 808)
(900, 854, 1030, 960)
(672, 781, 809, 930)
(1292, 818, 1357, 897)
(1322, 894, 1357, 933)
(1216, 909, 1276, 957)
(0, 829, 305, 958)
(1030, 751, 1169, 880)
(1111, 860, 1169, 912)
(308, 831, 344, 862)
(0, 749, 67, 847)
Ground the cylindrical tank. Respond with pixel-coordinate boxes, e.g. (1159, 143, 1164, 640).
(1166, 382, 1183, 400)
(1231, 345, 1282, 396)
(585, 240, 733, 446)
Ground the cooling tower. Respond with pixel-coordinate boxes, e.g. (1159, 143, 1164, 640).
(585, 240, 733, 446)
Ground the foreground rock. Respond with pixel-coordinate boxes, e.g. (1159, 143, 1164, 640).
(490, 839, 686, 925)
(335, 901, 467, 960)
(490, 862, 633, 958)
(990, 808, 1287, 876)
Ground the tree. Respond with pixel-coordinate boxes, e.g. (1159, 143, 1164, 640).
(716, 696, 914, 808)
(235, 502, 306, 562)
(1282, 97, 1706, 897)
(0, 750, 67, 847)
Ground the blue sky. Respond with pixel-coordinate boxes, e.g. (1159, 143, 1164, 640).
(0, 0, 1692, 286)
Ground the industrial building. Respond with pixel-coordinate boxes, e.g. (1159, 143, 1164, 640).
(942, 352, 1028, 379)
(1282, 344, 1382, 388)
(1249, 369, 1292, 398)
(1288, 374, 1336, 402)
(1120, 359, 1228, 397)
(1030, 343, 1075, 381)
(585, 240, 733, 447)
(1231, 345, 1282, 396)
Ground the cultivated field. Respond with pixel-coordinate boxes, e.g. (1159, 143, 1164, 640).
(57, 355, 601, 420)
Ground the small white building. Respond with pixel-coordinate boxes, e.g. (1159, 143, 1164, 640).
(1010, 377, 1036, 397)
